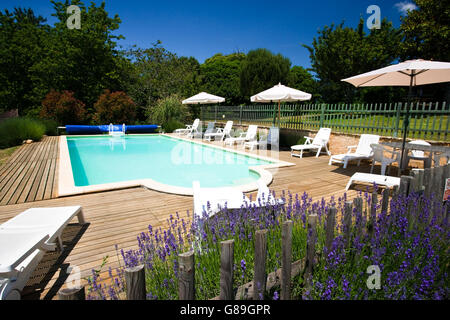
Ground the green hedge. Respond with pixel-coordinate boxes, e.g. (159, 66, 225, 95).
(0, 118, 46, 148)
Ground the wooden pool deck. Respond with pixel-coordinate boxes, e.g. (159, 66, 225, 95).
(0, 135, 376, 299)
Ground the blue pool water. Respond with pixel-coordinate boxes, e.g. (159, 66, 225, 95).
(67, 135, 272, 188)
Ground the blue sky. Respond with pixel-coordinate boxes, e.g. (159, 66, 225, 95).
(2, 0, 417, 68)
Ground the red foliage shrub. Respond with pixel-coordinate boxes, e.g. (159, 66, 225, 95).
(93, 90, 137, 124)
(40, 90, 86, 125)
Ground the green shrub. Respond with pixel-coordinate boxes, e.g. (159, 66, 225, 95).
(164, 119, 185, 133)
(93, 90, 137, 124)
(0, 118, 46, 148)
(41, 90, 86, 125)
(40, 119, 58, 136)
(147, 94, 190, 129)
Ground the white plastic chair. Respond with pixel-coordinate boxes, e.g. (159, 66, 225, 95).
(186, 119, 201, 138)
(204, 121, 233, 142)
(329, 134, 380, 168)
(224, 125, 258, 146)
(245, 127, 280, 151)
(0, 206, 86, 300)
(202, 122, 216, 139)
(175, 119, 200, 135)
(370, 143, 401, 176)
(407, 140, 431, 168)
(291, 128, 331, 158)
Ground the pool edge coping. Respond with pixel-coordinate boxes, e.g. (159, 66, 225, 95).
(58, 134, 295, 197)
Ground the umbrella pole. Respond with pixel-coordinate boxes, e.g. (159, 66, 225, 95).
(399, 74, 415, 174)
(278, 101, 281, 127)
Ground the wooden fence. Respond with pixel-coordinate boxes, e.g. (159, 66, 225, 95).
(59, 164, 449, 300)
(200, 102, 449, 141)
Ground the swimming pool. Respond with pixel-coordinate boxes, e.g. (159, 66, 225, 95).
(66, 134, 272, 189)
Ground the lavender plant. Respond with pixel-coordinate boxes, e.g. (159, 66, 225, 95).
(302, 190, 449, 300)
(86, 188, 449, 300)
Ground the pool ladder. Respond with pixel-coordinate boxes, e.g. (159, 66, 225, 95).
(109, 123, 126, 137)
(109, 124, 126, 151)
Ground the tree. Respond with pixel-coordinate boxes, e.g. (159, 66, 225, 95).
(200, 53, 246, 105)
(240, 49, 291, 100)
(41, 89, 86, 125)
(304, 19, 403, 103)
(287, 66, 320, 101)
(93, 90, 136, 124)
(400, 0, 450, 61)
(126, 41, 201, 121)
(399, 0, 450, 102)
(32, 0, 128, 118)
(0, 8, 49, 115)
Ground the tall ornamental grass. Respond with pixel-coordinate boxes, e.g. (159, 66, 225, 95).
(0, 117, 46, 148)
(86, 188, 449, 300)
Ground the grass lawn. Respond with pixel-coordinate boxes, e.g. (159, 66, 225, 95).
(0, 146, 19, 167)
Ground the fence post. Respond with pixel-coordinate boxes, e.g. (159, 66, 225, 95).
(325, 206, 337, 252)
(399, 176, 413, 196)
(433, 166, 444, 201)
(410, 169, 423, 194)
(343, 202, 352, 247)
(281, 220, 293, 300)
(394, 102, 401, 137)
(423, 168, 432, 198)
(368, 192, 378, 237)
(125, 265, 146, 300)
(272, 105, 277, 126)
(239, 105, 243, 125)
(319, 103, 326, 128)
(353, 196, 364, 232)
(253, 229, 268, 300)
(57, 286, 86, 300)
(179, 250, 195, 300)
(381, 188, 390, 214)
(219, 240, 234, 300)
(304, 214, 318, 289)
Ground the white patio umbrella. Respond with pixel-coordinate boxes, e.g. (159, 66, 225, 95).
(342, 59, 450, 171)
(182, 92, 225, 105)
(251, 83, 312, 125)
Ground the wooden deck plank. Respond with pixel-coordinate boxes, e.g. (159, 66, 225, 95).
(0, 143, 36, 188)
(9, 136, 50, 205)
(0, 135, 382, 299)
(34, 159, 51, 201)
(1, 139, 45, 205)
(25, 142, 52, 202)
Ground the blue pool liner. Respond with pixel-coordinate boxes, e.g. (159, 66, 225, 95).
(65, 125, 159, 135)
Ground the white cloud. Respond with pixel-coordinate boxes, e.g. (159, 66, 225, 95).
(394, 1, 418, 15)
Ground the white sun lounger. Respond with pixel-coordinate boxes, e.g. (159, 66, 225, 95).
(175, 119, 200, 136)
(291, 128, 331, 158)
(252, 180, 284, 206)
(329, 134, 380, 168)
(345, 172, 400, 191)
(0, 206, 86, 300)
(224, 125, 258, 146)
(204, 121, 233, 142)
(193, 181, 284, 219)
(193, 181, 249, 219)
